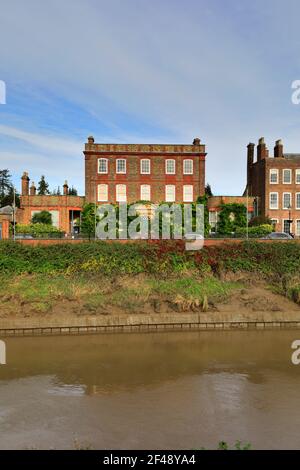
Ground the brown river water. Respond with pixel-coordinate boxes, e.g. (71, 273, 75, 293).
(0, 330, 300, 449)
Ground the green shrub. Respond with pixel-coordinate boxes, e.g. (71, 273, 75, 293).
(16, 223, 64, 238)
(31, 211, 52, 225)
(235, 224, 273, 238)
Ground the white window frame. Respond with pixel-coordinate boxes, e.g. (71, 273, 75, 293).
(283, 192, 292, 209)
(165, 159, 175, 175)
(165, 185, 175, 202)
(98, 158, 108, 174)
(183, 185, 193, 202)
(183, 159, 193, 175)
(296, 169, 300, 184)
(116, 159, 126, 174)
(97, 184, 108, 202)
(140, 184, 151, 201)
(140, 159, 150, 174)
(269, 169, 278, 184)
(296, 193, 300, 210)
(116, 184, 127, 202)
(269, 192, 278, 210)
(283, 168, 292, 184)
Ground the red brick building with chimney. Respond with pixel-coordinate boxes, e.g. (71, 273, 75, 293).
(84, 137, 206, 204)
(246, 137, 300, 235)
(17, 172, 84, 234)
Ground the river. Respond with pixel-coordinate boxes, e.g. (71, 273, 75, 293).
(0, 330, 300, 449)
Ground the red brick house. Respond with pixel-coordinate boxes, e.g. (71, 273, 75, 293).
(17, 172, 84, 234)
(84, 136, 206, 204)
(246, 138, 300, 235)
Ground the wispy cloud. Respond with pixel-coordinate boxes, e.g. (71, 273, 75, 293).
(1, 0, 300, 194)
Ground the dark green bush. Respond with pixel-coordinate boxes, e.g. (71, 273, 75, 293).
(0, 240, 299, 277)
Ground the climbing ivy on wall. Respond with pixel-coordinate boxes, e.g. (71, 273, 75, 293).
(217, 203, 247, 235)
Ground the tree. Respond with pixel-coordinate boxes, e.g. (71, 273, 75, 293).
(249, 215, 272, 227)
(52, 186, 61, 196)
(0, 169, 12, 199)
(68, 186, 78, 196)
(37, 175, 50, 195)
(31, 210, 52, 225)
(1, 187, 20, 208)
(205, 184, 213, 197)
(81, 203, 99, 240)
(196, 194, 210, 237)
(218, 203, 247, 235)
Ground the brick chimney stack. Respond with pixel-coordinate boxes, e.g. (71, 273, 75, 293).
(21, 172, 30, 196)
(247, 142, 255, 165)
(274, 139, 283, 158)
(29, 181, 36, 196)
(63, 180, 69, 196)
(257, 137, 268, 162)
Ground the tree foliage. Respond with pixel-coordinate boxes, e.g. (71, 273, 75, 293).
(80, 203, 99, 240)
(31, 210, 52, 225)
(205, 184, 213, 197)
(249, 215, 272, 227)
(68, 186, 78, 196)
(218, 203, 247, 235)
(37, 175, 50, 195)
(0, 169, 20, 207)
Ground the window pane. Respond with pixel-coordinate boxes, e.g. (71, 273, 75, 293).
(117, 159, 126, 173)
(98, 158, 108, 173)
(296, 193, 300, 209)
(140, 185, 151, 200)
(141, 159, 150, 174)
(270, 193, 278, 209)
(283, 169, 291, 183)
(183, 185, 193, 202)
(297, 220, 300, 236)
(166, 159, 175, 174)
(116, 184, 126, 202)
(184, 160, 193, 174)
(283, 193, 291, 209)
(283, 220, 290, 233)
(270, 169, 278, 183)
(98, 184, 108, 202)
(296, 170, 300, 184)
(165, 185, 175, 202)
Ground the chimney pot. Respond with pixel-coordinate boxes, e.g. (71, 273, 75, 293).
(30, 181, 36, 196)
(63, 180, 69, 196)
(257, 137, 268, 162)
(193, 137, 201, 145)
(88, 135, 95, 144)
(274, 139, 283, 158)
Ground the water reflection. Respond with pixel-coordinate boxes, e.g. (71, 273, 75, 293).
(0, 330, 299, 449)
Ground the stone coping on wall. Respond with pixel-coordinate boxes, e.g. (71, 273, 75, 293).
(1, 311, 300, 336)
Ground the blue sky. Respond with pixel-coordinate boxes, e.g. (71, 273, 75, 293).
(1, 0, 300, 195)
